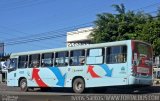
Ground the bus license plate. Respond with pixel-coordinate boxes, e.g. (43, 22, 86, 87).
(137, 67, 149, 73)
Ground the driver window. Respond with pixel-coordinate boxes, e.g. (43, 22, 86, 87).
(9, 58, 17, 71)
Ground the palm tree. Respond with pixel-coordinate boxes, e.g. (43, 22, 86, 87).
(112, 3, 125, 14)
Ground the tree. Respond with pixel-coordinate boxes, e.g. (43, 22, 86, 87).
(112, 3, 125, 14)
(138, 20, 160, 55)
(91, 4, 160, 55)
(91, 13, 118, 43)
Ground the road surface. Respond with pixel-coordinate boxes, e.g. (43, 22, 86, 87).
(1, 83, 160, 101)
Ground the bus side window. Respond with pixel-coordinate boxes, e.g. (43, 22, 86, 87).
(70, 50, 85, 66)
(55, 51, 68, 67)
(41, 53, 53, 67)
(29, 54, 40, 68)
(106, 46, 127, 64)
(18, 55, 28, 69)
(86, 48, 104, 64)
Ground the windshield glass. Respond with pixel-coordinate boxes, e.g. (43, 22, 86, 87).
(9, 58, 17, 70)
(137, 43, 152, 57)
(134, 42, 153, 67)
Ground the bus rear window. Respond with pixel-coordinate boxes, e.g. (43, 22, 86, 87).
(137, 44, 149, 56)
(136, 43, 152, 57)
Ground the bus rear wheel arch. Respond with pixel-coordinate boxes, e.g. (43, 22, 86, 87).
(19, 78, 28, 92)
(72, 77, 85, 93)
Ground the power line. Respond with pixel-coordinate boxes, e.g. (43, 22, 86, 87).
(0, 25, 53, 48)
(1, 1, 157, 41)
(133, 2, 160, 12)
(1, 22, 92, 41)
(2, 2, 160, 47)
(4, 33, 66, 46)
(1, 22, 93, 46)
(2, 12, 160, 46)
(3, 22, 93, 42)
(4, 25, 93, 46)
(0, 0, 27, 5)
(0, 0, 54, 11)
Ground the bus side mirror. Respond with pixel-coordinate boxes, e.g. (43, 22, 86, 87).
(8, 68, 12, 72)
(7, 66, 16, 72)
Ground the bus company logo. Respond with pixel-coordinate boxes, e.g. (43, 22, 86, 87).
(72, 69, 83, 72)
(87, 64, 113, 78)
(120, 66, 126, 74)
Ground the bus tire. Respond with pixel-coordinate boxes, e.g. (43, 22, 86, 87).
(72, 78, 85, 93)
(20, 79, 28, 92)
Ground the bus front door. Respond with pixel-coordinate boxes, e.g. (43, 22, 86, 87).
(7, 58, 17, 86)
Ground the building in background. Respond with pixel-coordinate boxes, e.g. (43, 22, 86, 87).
(66, 27, 93, 47)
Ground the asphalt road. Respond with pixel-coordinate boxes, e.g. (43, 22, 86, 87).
(1, 83, 160, 101)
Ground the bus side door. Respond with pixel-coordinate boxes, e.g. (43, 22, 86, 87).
(7, 58, 18, 86)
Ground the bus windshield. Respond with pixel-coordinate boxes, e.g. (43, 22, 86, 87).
(8, 58, 17, 70)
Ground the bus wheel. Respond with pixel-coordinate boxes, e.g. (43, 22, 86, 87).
(20, 79, 28, 92)
(73, 78, 85, 93)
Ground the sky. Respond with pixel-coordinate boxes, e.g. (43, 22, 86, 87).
(0, 0, 160, 54)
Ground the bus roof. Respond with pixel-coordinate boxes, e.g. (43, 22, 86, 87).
(10, 40, 150, 57)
